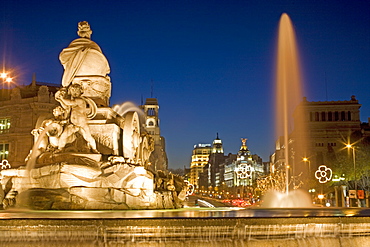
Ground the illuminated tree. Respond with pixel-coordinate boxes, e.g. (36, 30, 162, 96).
(256, 169, 303, 195)
(327, 133, 370, 190)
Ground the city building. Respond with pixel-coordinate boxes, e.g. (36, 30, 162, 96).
(224, 139, 264, 198)
(271, 96, 363, 197)
(140, 98, 168, 171)
(208, 134, 226, 188)
(0, 76, 60, 167)
(189, 143, 212, 188)
(190, 136, 266, 200)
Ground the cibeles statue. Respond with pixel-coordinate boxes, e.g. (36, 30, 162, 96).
(60, 21, 111, 106)
(0, 21, 188, 210)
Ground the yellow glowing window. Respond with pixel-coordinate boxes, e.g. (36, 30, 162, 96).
(0, 143, 9, 160)
(0, 118, 10, 132)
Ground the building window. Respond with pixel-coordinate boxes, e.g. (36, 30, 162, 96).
(0, 143, 9, 160)
(328, 112, 333, 121)
(315, 112, 319, 121)
(335, 111, 339, 121)
(348, 111, 351, 121)
(321, 112, 326, 121)
(341, 111, 346, 121)
(148, 120, 154, 126)
(147, 108, 156, 116)
(0, 118, 10, 133)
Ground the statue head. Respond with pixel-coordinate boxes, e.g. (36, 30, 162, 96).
(53, 106, 68, 120)
(77, 21, 92, 39)
(68, 83, 84, 98)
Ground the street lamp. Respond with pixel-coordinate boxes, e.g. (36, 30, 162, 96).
(303, 157, 311, 178)
(346, 144, 357, 205)
(1, 72, 12, 82)
(318, 194, 324, 205)
(0, 72, 7, 79)
(285, 163, 289, 194)
(1, 71, 13, 89)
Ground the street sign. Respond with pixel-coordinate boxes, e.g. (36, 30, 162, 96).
(357, 190, 365, 199)
(349, 190, 357, 199)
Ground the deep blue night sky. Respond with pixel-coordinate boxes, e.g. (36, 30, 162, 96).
(1, 0, 369, 169)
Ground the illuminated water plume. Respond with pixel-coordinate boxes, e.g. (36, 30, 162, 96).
(262, 190, 312, 208)
(275, 13, 307, 192)
(113, 102, 144, 118)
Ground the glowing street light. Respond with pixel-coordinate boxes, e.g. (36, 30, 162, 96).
(0, 72, 7, 79)
(284, 162, 290, 195)
(0, 70, 15, 101)
(318, 194, 324, 205)
(0, 71, 13, 89)
(303, 157, 311, 177)
(346, 143, 357, 200)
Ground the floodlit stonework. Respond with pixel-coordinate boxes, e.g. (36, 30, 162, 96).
(0, 80, 60, 167)
(0, 21, 186, 210)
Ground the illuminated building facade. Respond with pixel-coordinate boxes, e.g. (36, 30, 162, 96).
(190, 136, 265, 197)
(140, 98, 168, 171)
(0, 77, 59, 167)
(224, 139, 264, 191)
(294, 96, 361, 166)
(209, 134, 226, 187)
(190, 143, 212, 188)
(271, 96, 362, 190)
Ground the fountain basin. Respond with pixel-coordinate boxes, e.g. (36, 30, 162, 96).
(0, 208, 370, 246)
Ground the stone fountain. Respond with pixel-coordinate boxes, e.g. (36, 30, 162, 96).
(1, 16, 370, 247)
(0, 21, 187, 210)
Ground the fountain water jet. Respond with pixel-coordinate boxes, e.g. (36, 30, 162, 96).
(112, 102, 145, 118)
(261, 189, 312, 208)
(0, 16, 370, 247)
(266, 13, 310, 206)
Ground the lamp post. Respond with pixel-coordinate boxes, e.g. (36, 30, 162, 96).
(1, 72, 12, 87)
(285, 163, 289, 195)
(318, 194, 324, 206)
(0, 72, 13, 99)
(346, 144, 357, 206)
(303, 157, 312, 194)
(303, 157, 311, 178)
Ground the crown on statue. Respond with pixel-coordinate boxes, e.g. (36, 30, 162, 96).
(77, 21, 92, 38)
(78, 21, 90, 32)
